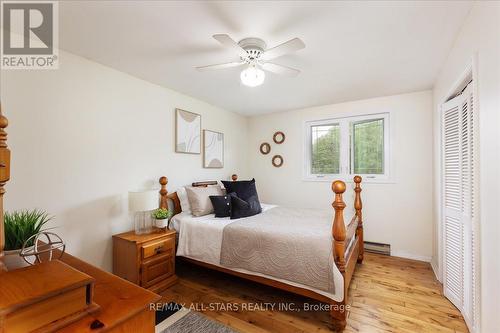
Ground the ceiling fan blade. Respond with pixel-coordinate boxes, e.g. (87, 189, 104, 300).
(262, 62, 300, 77)
(213, 34, 248, 59)
(196, 61, 245, 71)
(261, 38, 305, 61)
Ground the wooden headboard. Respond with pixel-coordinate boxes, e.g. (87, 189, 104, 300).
(159, 174, 238, 215)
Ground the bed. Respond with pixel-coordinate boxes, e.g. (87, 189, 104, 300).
(158, 174, 364, 331)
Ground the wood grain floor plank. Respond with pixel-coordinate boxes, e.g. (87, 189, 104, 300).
(351, 298, 466, 330)
(160, 253, 468, 332)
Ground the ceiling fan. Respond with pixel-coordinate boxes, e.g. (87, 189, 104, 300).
(196, 34, 305, 87)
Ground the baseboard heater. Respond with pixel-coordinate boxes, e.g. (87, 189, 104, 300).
(364, 241, 391, 256)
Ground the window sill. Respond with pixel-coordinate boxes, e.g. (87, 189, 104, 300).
(302, 176, 395, 184)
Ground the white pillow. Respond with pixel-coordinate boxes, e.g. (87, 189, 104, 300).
(185, 185, 223, 217)
(176, 187, 192, 215)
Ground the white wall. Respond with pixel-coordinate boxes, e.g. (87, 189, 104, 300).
(432, 2, 500, 332)
(248, 91, 434, 261)
(0, 50, 248, 271)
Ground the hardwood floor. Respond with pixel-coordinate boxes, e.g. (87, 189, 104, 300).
(160, 253, 468, 333)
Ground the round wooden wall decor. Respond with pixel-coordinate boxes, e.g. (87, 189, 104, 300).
(272, 155, 284, 168)
(273, 131, 285, 144)
(260, 143, 271, 155)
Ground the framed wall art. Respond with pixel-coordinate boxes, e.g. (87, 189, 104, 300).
(203, 130, 224, 168)
(175, 108, 201, 154)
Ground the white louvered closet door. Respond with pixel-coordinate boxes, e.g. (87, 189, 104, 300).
(441, 84, 478, 332)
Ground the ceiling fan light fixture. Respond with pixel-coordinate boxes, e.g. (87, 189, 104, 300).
(197, 34, 305, 86)
(240, 65, 265, 87)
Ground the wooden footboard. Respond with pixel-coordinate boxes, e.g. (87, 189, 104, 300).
(330, 176, 363, 330)
(332, 176, 363, 273)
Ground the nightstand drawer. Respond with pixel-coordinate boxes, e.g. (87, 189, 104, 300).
(141, 237, 174, 259)
(141, 254, 174, 288)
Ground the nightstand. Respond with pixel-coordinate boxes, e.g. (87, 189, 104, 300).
(113, 229, 177, 293)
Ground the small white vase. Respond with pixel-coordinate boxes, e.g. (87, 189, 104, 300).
(155, 219, 168, 228)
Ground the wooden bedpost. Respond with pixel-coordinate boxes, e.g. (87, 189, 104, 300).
(332, 180, 346, 273)
(354, 176, 364, 263)
(231, 174, 238, 181)
(159, 176, 168, 210)
(0, 105, 10, 273)
(159, 176, 182, 215)
(330, 180, 348, 331)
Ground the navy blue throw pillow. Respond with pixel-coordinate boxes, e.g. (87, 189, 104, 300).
(229, 192, 262, 220)
(209, 195, 231, 218)
(221, 178, 261, 203)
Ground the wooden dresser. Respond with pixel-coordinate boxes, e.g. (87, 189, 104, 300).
(58, 252, 160, 333)
(113, 229, 177, 293)
(2, 249, 161, 333)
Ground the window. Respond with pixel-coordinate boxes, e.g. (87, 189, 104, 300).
(352, 119, 384, 174)
(311, 124, 340, 174)
(304, 113, 390, 181)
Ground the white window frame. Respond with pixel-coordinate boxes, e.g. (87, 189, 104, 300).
(303, 112, 390, 182)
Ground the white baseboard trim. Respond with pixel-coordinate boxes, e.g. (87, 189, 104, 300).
(391, 250, 431, 263)
(430, 258, 442, 282)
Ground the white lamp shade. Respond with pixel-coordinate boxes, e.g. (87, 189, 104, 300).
(240, 66, 265, 87)
(128, 190, 158, 212)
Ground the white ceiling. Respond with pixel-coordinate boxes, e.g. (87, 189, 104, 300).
(59, 1, 472, 116)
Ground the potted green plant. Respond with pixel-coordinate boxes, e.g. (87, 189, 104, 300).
(151, 208, 171, 228)
(4, 209, 52, 257)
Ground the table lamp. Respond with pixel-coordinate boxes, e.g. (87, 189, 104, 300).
(129, 190, 158, 234)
